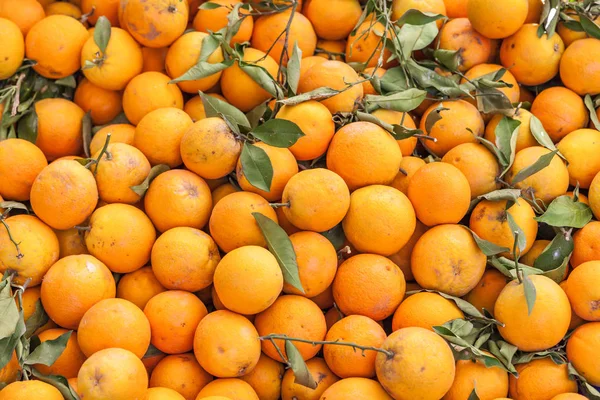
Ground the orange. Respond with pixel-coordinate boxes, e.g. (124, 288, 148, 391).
(147, 387, 187, 400)
(506, 146, 569, 204)
(376, 327, 455, 400)
(120, 0, 188, 48)
(281, 357, 340, 400)
(591, 172, 600, 220)
(325, 307, 343, 331)
(298, 60, 363, 114)
(390, 156, 426, 195)
(184, 93, 227, 122)
(557, 129, 600, 188)
(41, 254, 116, 329)
(468, 0, 528, 39)
(180, 117, 242, 179)
(557, 14, 600, 47)
(371, 109, 418, 156)
(560, 281, 586, 331)
(74, 78, 123, 125)
(333, 254, 406, 321)
(324, 315, 386, 378)
(438, 18, 493, 72)
(500, 23, 565, 86)
(346, 18, 391, 68)
(560, 38, 600, 96)
(0, 138, 47, 201)
(122, 71, 184, 125)
(144, 290, 208, 354)
(0, 0, 45, 36)
(209, 192, 278, 252)
(387, 220, 428, 281)
(495, 275, 571, 351)
(255, 295, 327, 361)
(45, 1, 81, 17)
(572, 221, 600, 268)
(90, 124, 136, 155)
(464, 269, 509, 315)
(117, 266, 166, 309)
(303, 0, 361, 40)
(411, 224, 487, 296)
(25, 15, 88, 78)
(525, 0, 543, 23)
(193, 309, 261, 378)
(275, 100, 335, 161)
(566, 261, 600, 321)
(82, 0, 120, 25)
(551, 395, 589, 400)
(343, 185, 416, 256)
(78, 348, 148, 400)
(239, 353, 284, 400)
(192, 0, 253, 45)
(274, 205, 300, 236)
(485, 109, 538, 153)
(0, 17, 23, 79)
(319, 377, 392, 400)
(508, 357, 578, 399)
(462, 63, 520, 104)
(392, 292, 464, 331)
(407, 162, 471, 226)
(566, 322, 600, 385)
(54, 227, 89, 257)
(392, 0, 446, 22)
(251, 10, 316, 65)
(530, 87, 589, 142)
(165, 31, 224, 93)
(299, 55, 325, 80)
(442, 143, 501, 198)
(444, 0, 467, 18)
(567, 191, 589, 204)
(35, 329, 86, 378)
(315, 39, 346, 60)
(34, 98, 85, 160)
(0, 351, 20, 385)
(30, 159, 98, 230)
(150, 353, 213, 400)
(361, 67, 386, 96)
(196, 378, 259, 400)
(470, 198, 538, 257)
(309, 284, 334, 310)
(0, 381, 63, 400)
(443, 356, 509, 400)
(142, 46, 168, 72)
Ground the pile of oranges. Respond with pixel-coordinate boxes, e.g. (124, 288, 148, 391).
(1, 0, 600, 399)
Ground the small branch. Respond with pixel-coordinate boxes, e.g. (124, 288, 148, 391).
(74, 225, 91, 231)
(512, 231, 523, 284)
(268, 337, 291, 367)
(260, 334, 394, 358)
(269, 202, 290, 209)
(91, 133, 112, 174)
(414, 134, 438, 142)
(1, 219, 23, 259)
(11, 73, 25, 117)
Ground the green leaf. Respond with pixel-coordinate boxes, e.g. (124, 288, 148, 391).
(538, 0, 560, 37)
(478, 189, 521, 202)
(223, 4, 247, 44)
(240, 63, 284, 99)
(463, 226, 510, 256)
(246, 101, 270, 129)
(25, 330, 71, 366)
(397, 22, 439, 55)
(0, 201, 29, 213)
(17, 108, 38, 143)
(94, 16, 111, 54)
(130, 164, 170, 197)
(533, 231, 574, 275)
(355, 111, 423, 140)
(424, 103, 448, 134)
(252, 119, 304, 148)
(487, 340, 518, 375)
(287, 42, 302, 95)
(240, 142, 273, 192)
(528, 115, 557, 151)
(406, 59, 467, 97)
(534, 195, 593, 228)
(379, 67, 409, 92)
(364, 88, 427, 112)
(494, 117, 521, 167)
(0, 312, 25, 371)
(319, 224, 346, 251)
(279, 87, 341, 106)
(490, 256, 544, 279)
(54, 76, 76, 89)
(585, 94, 600, 130)
(476, 85, 513, 114)
(430, 291, 490, 320)
(82, 111, 92, 158)
(253, 213, 304, 293)
(199, 34, 222, 62)
(285, 340, 317, 389)
(507, 212, 526, 254)
(201, 92, 251, 130)
(510, 150, 558, 185)
(30, 369, 80, 400)
(143, 343, 163, 358)
(396, 9, 446, 26)
(170, 60, 233, 84)
(578, 14, 600, 39)
(0, 291, 19, 340)
(433, 49, 460, 71)
(523, 276, 536, 315)
(25, 299, 49, 339)
(199, 1, 221, 9)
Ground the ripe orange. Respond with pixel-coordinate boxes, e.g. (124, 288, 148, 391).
(0, 17, 23, 80)
(438, 18, 493, 72)
(90, 124, 136, 155)
(468, 0, 528, 39)
(392, 292, 464, 331)
(485, 109, 538, 152)
(34, 98, 85, 161)
(462, 63, 520, 104)
(390, 156, 426, 195)
(0, 381, 63, 400)
(192, 0, 253, 45)
(371, 108, 418, 156)
(150, 353, 213, 400)
(196, 378, 259, 400)
(74, 78, 123, 125)
(464, 269, 509, 315)
(0, 138, 47, 201)
(281, 357, 340, 400)
(120, 0, 188, 48)
(82, 0, 120, 25)
(0, 351, 20, 386)
(557, 129, 600, 188)
(442, 143, 501, 198)
(361, 67, 386, 96)
(444, 0, 468, 18)
(240, 353, 284, 400)
(35, 329, 86, 378)
(346, 18, 392, 68)
(142, 46, 168, 72)
(387, 220, 428, 281)
(392, 0, 446, 23)
(508, 357, 578, 399)
(183, 93, 227, 122)
(591, 172, 600, 220)
(530, 86, 589, 142)
(0, 0, 45, 36)
(116, 266, 166, 309)
(319, 377, 392, 400)
(560, 38, 600, 96)
(303, 0, 361, 40)
(571, 221, 600, 268)
(147, 387, 187, 400)
(443, 356, 509, 400)
(45, 2, 81, 18)
(566, 261, 600, 321)
(566, 322, 600, 385)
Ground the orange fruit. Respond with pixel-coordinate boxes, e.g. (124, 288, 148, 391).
(530, 87, 589, 143)
(464, 269, 509, 315)
(299, 55, 326, 80)
(196, 378, 259, 400)
(485, 109, 537, 152)
(281, 357, 340, 400)
(392, 292, 464, 331)
(239, 353, 284, 400)
(346, 18, 391, 68)
(0, 138, 47, 201)
(557, 14, 600, 47)
(34, 98, 85, 161)
(303, 0, 361, 40)
(517, 239, 550, 266)
(35, 329, 86, 378)
(390, 156, 426, 196)
(361, 67, 386, 96)
(443, 356, 509, 400)
(572, 221, 600, 268)
(120, 0, 188, 48)
(319, 377, 392, 400)
(147, 387, 187, 400)
(150, 353, 213, 400)
(557, 129, 600, 188)
(508, 357, 578, 399)
(468, 0, 528, 39)
(566, 260, 600, 321)
(74, 78, 123, 125)
(525, 0, 543, 23)
(82, 0, 120, 26)
(371, 109, 418, 156)
(192, 0, 253, 45)
(333, 254, 406, 321)
(41, 254, 116, 329)
(117, 266, 166, 310)
(0, 0, 45, 36)
(560, 279, 586, 331)
(144, 290, 208, 354)
(591, 172, 600, 220)
(19, 286, 56, 335)
(45, 1, 81, 18)
(444, 0, 468, 18)
(309, 284, 334, 310)
(442, 142, 501, 198)
(183, 93, 227, 122)
(566, 322, 600, 385)
(0, 381, 63, 400)
(438, 18, 493, 72)
(90, 124, 136, 155)
(0, 17, 23, 79)
(551, 394, 589, 400)
(387, 220, 428, 281)
(142, 46, 168, 72)
(391, 0, 446, 23)
(315, 39, 345, 61)
(462, 63, 520, 104)
(560, 38, 600, 96)
(0, 351, 20, 386)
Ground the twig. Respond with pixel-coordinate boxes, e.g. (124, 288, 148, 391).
(269, 202, 290, 208)
(1, 219, 23, 258)
(260, 334, 394, 358)
(11, 73, 25, 117)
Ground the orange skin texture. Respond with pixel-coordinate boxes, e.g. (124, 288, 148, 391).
(467, 0, 528, 39)
(275, 205, 300, 236)
(567, 322, 600, 385)
(134, 107, 193, 168)
(19, 286, 57, 335)
(236, 143, 298, 201)
(560, 280, 586, 331)
(411, 224, 487, 296)
(166, 31, 224, 93)
(0, 351, 20, 385)
(209, 192, 278, 252)
(74, 78, 123, 125)
(346, 19, 392, 68)
(464, 269, 509, 315)
(388, 220, 428, 281)
(390, 156, 426, 196)
(443, 357, 509, 400)
(41, 254, 116, 330)
(147, 387, 187, 400)
(361, 67, 386, 96)
(530, 87, 589, 143)
(439, 18, 493, 72)
(324, 315, 386, 378)
(469, 198, 538, 258)
(213, 246, 283, 314)
(496, 275, 571, 351)
(303, 0, 361, 40)
(333, 254, 406, 321)
(419, 99, 485, 157)
(392, 0, 446, 22)
(144, 290, 208, 354)
(193, 310, 261, 378)
(442, 143, 501, 198)
(255, 295, 327, 361)
(376, 327, 455, 400)
(81, 27, 143, 91)
(78, 348, 148, 400)
(550, 394, 589, 400)
(325, 307, 343, 331)
(30, 160, 98, 230)
(284, 231, 337, 297)
(117, 266, 166, 310)
(572, 221, 600, 268)
(123, 71, 184, 125)
(281, 357, 339, 400)
(407, 162, 471, 226)
(0, 381, 63, 400)
(90, 124, 136, 155)
(34, 98, 85, 161)
(35, 329, 86, 378)
(508, 357, 578, 400)
(120, 0, 188, 48)
(299, 55, 326, 81)
(500, 24, 565, 86)
(557, 129, 600, 188)
(252, 10, 316, 66)
(275, 101, 335, 161)
(371, 109, 418, 156)
(591, 172, 600, 220)
(211, 183, 238, 209)
(45, 2, 81, 18)
(506, 146, 570, 204)
(327, 121, 402, 191)
(0, 17, 23, 80)
(485, 109, 538, 153)
(184, 93, 227, 122)
(192, 0, 253, 45)
(181, 117, 241, 179)
(560, 38, 600, 96)
(0, 0, 45, 36)
(0, 138, 47, 201)
(196, 378, 259, 400)
(25, 15, 88, 79)
(240, 353, 284, 400)
(319, 377, 392, 400)
(298, 60, 363, 114)
(343, 185, 416, 256)
(444, 0, 467, 18)
(566, 260, 600, 321)
(151, 227, 220, 292)
(77, 298, 151, 358)
(316, 39, 346, 61)
(82, 0, 120, 25)
(92, 143, 151, 204)
(142, 46, 168, 72)
(309, 284, 334, 310)
(150, 353, 213, 400)
(462, 63, 521, 104)
(392, 292, 464, 331)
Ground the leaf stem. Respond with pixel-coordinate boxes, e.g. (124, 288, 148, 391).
(1, 219, 23, 258)
(512, 231, 523, 284)
(269, 202, 290, 208)
(260, 334, 395, 358)
(91, 133, 111, 174)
